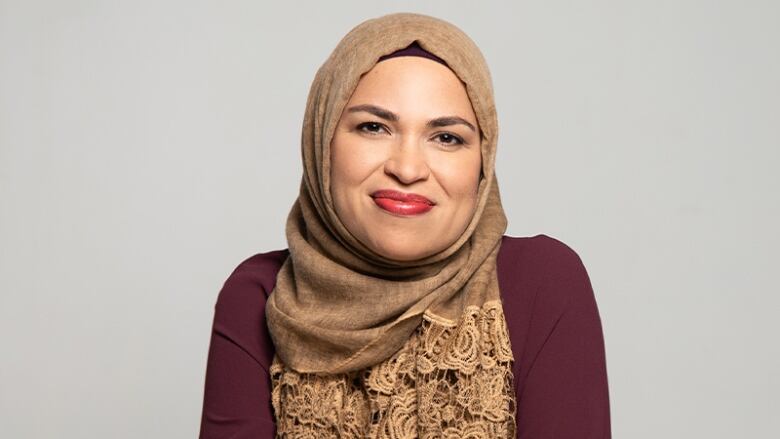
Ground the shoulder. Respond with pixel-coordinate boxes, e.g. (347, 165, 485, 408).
(210, 248, 289, 369)
(500, 233, 589, 278)
(216, 248, 290, 307)
(498, 233, 593, 311)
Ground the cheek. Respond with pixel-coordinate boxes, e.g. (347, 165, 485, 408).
(434, 153, 482, 199)
(330, 133, 385, 192)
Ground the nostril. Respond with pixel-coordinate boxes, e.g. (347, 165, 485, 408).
(383, 156, 430, 185)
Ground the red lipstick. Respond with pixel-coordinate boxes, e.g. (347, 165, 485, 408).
(371, 189, 435, 216)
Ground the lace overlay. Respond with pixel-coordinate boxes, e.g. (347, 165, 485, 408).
(269, 300, 516, 438)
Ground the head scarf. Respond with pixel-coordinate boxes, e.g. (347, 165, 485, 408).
(377, 40, 449, 66)
(266, 12, 515, 438)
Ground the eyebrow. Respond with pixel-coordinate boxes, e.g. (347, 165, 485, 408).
(346, 104, 476, 132)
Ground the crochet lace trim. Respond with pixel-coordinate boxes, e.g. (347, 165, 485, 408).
(269, 300, 516, 438)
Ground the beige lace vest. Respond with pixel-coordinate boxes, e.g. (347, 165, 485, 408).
(269, 300, 516, 438)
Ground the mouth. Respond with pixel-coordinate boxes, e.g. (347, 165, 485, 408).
(370, 189, 435, 216)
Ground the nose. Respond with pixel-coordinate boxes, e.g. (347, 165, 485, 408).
(383, 136, 431, 184)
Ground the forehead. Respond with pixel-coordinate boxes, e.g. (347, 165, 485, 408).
(346, 57, 477, 121)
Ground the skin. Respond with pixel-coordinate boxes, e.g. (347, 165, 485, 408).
(330, 56, 483, 262)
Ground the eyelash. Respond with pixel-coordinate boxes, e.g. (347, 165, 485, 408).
(356, 121, 465, 147)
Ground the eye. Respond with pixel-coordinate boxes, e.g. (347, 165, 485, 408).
(434, 132, 465, 147)
(356, 121, 389, 136)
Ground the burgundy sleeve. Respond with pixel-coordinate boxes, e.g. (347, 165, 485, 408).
(515, 237, 612, 438)
(199, 257, 280, 438)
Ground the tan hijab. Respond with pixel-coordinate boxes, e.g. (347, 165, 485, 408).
(265, 12, 515, 438)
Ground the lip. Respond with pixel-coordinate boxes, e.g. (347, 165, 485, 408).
(371, 189, 435, 216)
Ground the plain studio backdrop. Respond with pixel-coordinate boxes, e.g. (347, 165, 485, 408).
(1, 1, 778, 438)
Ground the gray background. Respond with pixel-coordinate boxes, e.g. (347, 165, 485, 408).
(1, 1, 778, 437)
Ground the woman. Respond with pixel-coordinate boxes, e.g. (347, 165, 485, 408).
(200, 12, 611, 438)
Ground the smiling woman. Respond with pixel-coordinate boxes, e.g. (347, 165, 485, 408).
(331, 53, 482, 261)
(199, 12, 611, 439)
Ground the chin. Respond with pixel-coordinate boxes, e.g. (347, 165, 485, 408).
(370, 235, 432, 262)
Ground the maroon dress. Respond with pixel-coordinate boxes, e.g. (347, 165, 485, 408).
(199, 234, 612, 438)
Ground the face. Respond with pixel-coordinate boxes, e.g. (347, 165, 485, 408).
(330, 56, 482, 262)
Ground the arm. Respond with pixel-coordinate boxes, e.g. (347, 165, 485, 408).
(199, 269, 277, 438)
(516, 245, 612, 438)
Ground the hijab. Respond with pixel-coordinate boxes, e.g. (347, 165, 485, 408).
(265, 12, 515, 438)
